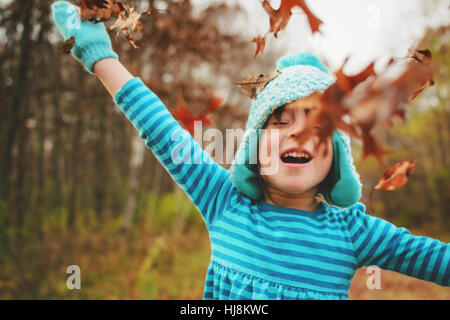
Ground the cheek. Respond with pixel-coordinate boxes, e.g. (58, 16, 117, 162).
(316, 138, 334, 168)
(258, 130, 280, 165)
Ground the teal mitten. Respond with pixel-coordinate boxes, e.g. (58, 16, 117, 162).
(51, 0, 119, 74)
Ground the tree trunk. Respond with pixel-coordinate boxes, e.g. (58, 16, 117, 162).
(67, 67, 85, 230)
(50, 49, 63, 209)
(123, 132, 145, 230)
(94, 100, 108, 221)
(0, 0, 33, 205)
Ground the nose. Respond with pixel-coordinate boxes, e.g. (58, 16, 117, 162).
(287, 111, 307, 138)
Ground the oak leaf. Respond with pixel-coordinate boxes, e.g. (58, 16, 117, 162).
(236, 71, 281, 99)
(58, 36, 76, 54)
(171, 92, 222, 135)
(253, 0, 323, 58)
(368, 160, 416, 213)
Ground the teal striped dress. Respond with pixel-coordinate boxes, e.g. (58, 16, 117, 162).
(113, 77, 450, 300)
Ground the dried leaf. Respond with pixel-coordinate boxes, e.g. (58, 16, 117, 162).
(304, 49, 434, 168)
(171, 92, 222, 135)
(78, 0, 150, 48)
(80, 0, 124, 23)
(107, 3, 151, 49)
(253, 0, 323, 58)
(369, 160, 416, 213)
(262, 0, 322, 37)
(199, 93, 224, 117)
(236, 71, 281, 99)
(374, 160, 416, 190)
(251, 33, 269, 59)
(335, 58, 376, 93)
(58, 36, 76, 54)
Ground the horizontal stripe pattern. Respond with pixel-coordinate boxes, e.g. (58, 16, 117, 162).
(349, 206, 450, 286)
(114, 77, 234, 229)
(113, 77, 450, 300)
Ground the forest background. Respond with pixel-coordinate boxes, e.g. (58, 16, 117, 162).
(0, 0, 449, 299)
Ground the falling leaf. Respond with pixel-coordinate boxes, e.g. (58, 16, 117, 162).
(80, 0, 124, 23)
(407, 48, 432, 63)
(253, 0, 323, 58)
(171, 92, 222, 135)
(374, 160, 416, 190)
(78, 0, 150, 48)
(251, 33, 269, 59)
(199, 93, 224, 117)
(236, 71, 281, 99)
(405, 49, 434, 102)
(368, 160, 416, 213)
(107, 3, 151, 49)
(262, 0, 322, 37)
(299, 49, 435, 168)
(335, 58, 376, 93)
(58, 36, 76, 54)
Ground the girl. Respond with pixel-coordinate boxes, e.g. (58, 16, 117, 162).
(52, 1, 449, 300)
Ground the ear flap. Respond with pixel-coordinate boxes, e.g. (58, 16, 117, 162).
(319, 131, 361, 207)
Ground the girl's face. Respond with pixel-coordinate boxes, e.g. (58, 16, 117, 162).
(258, 98, 333, 196)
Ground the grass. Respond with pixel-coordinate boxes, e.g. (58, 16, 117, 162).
(0, 196, 448, 299)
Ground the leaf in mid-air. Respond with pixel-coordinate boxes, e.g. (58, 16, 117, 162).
(251, 33, 269, 59)
(79, 0, 123, 22)
(77, 0, 150, 48)
(236, 71, 281, 99)
(171, 92, 222, 135)
(58, 36, 76, 54)
(368, 160, 416, 213)
(107, 4, 151, 49)
(253, 0, 323, 58)
(374, 160, 416, 190)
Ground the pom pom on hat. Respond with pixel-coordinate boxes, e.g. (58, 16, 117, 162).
(276, 52, 329, 74)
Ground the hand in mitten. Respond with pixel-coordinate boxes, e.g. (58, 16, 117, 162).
(51, 0, 118, 74)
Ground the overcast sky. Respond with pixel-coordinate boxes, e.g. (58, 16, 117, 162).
(192, 0, 450, 73)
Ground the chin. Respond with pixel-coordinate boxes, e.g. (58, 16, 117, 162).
(274, 182, 310, 195)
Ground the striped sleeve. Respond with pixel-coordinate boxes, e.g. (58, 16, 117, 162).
(113, 77, 235, 229)
(348, 203, 450, 286)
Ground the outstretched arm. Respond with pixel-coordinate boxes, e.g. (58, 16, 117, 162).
(51, 1, 236, 229)
(349, 203, 450, 286)
(110, 74, 235, 229)
(94, 58, 133, 97)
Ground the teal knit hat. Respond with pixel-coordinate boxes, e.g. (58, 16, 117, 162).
(230, 52, 362, 208)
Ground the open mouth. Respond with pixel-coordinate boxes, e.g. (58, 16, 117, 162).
(280, 151, 313, 164)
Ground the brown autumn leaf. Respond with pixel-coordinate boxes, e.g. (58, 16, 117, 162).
(344, 49, 434, 164)
(277, 49, 433, 169)
(335, 58, 376, 93)
(368, 160, 416, 213)
(58, 36, 76, 54)
(405, 49, 434, 102)
(374, 160, 416, 190)
(236, 71, 281, 99)
(107, 3, 151, 49)
(77, 0, 150, 49)
(198, 93, 224, 117)
(171, 91, 224, 135)
(251, 33, 269, 59)
(262, 0, 323, 37)
(80, 0, 124, 23)
(253, 0, 323, 58)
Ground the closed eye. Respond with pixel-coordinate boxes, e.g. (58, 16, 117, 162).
(271, 121, 289, 125)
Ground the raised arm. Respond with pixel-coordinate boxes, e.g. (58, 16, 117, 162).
(94, 58, 133, 97)
(51, 1, 236, 229)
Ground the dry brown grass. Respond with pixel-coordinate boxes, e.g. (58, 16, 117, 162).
(349, 267, 450, 300)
